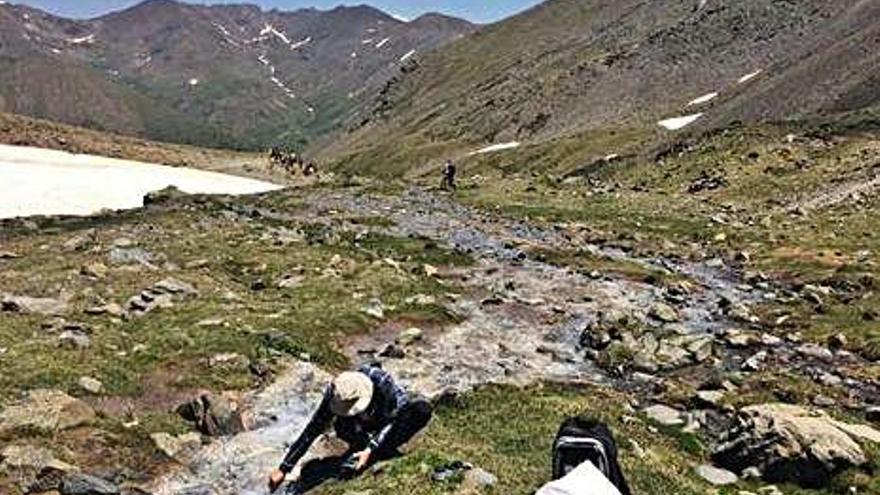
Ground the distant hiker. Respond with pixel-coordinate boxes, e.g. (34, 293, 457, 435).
(268, 365, 432, 493)
(441, 159, 456, 191)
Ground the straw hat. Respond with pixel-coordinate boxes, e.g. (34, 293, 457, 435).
(330, 372, 374, 417)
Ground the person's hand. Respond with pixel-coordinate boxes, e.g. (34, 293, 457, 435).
(268, 468, 286, 493)
(353, 448, 372, 471)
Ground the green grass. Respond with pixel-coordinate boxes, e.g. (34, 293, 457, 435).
(312, 384, 707, 495)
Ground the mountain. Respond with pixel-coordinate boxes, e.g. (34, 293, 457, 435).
(0, 0, 475, 150)
(327, 0, 880, 174)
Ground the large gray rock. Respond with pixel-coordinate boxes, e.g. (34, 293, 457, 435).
(713, 403, 880, 487)
(695, 464, 738, 486)
(176, 394, 244, 437)
(643, 404, 685, 426)
(61, 472, 120, 495)
(0, 389, 96, 435)
(1, 293, 69, 316)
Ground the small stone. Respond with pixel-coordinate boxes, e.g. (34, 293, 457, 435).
(151, 432, 202, 461)
(85, 303, 125, 318)
(208, 353, 247, 369)
(649, 303, 680, 323)
(643, 404, 684, 426)
(379, 344, 406, 359)
(866, 406, 880, 423)
(59, 330, 91, 349)
(78, 377, 104, 395)
(423, 264, 439, 277)
(828, 333, 848, 350)
(796, 343, 834, 361)
(61, 472, 120, 495)
(694, 390, 725, 409)
(462, 468, 497, 489)
(80, 263, 109, 280)
(742, 351, 769, 372)
(695, 464, 738, 486)
(0, 251, 20, 259)
(361, 300, 385, 319)
(757, 486, 784, 495)
(396, 328, 424, 346)
(405, 294, 436, 306)
(813, 395, 836, 407)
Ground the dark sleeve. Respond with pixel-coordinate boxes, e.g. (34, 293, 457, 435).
(359, 366, 409, 452)
(279, 385, 334, 473)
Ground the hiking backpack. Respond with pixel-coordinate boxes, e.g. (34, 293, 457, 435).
(552, 417, 632, 495)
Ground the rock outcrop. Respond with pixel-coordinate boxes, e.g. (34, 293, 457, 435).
(0, 389, 96, 435)
(713, 403, 880, 487)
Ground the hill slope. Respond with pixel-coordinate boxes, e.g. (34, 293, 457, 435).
(0, 0, 474, 150)
(327, 0, 880, 174)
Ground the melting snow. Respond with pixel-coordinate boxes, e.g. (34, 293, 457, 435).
(658, 113, 703, 130)
(0, 145, 282, 219)
(375, 37, 390, 48)
(399, 49, 416, 62)
(738, 70, 763, 84)
(260, 24, 291, 45)
(687, 92, 718, 107)
(67, 34, 95, 45)
(471, 142, 522, 155)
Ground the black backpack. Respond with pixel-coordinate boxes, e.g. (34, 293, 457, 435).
(552, 417, 632, 495)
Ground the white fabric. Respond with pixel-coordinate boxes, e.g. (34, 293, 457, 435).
(536, 461, 622, 495)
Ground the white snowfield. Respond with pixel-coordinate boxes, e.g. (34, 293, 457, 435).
(658, 113, 704, 131)
(0, 145, 282, 220)
(471, 142, 522, 155)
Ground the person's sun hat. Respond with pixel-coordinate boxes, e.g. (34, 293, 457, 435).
(330, 371, 374, 417)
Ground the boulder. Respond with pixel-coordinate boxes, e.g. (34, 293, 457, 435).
(713, 403, 880, 487)
(695, 464, 738, 486)
(61, 472, 120, 495)
(643, 404, 685, 426)
(0, 390, 96, 435)
(151, 432, 202, 461)
(0, 444, 76, 472)
(176, 394, 244, 437)
(1, 294, 69, 316)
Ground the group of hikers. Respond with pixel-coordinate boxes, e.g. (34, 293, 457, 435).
(269, 147, 318, 176)
(267, 364, 631, 495)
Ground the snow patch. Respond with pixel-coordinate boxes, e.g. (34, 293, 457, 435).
(362, 38, 374, 45)
(260, 24, 291, 45)
(289, 36, 311, 50)
(738, 70, 763, 84)
(67, 34, 95, 45)
(189, 78, 200, 86)
(471, 142, 522, 155)
(399, 49, 416, 62)
(687, 92, 718, 107)
(375, 37, 390, 48)
(0, 145, 282, 219)
(658, 113, 703, 130)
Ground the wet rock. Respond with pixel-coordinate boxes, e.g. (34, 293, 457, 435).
(2, 294, 69, 316)
(151, 432, 202, 462)
(78, 377, 104, 395)
(649, 303, 680, 323)
(713, 403, 880, 488)
(81, 263, 109, 280)
(396, 327, 424, 346)
(61, 472, 120, 495)
(0, 390, 96, 435)
(695, 464, 738, 486)
(176, 394, 245, 437)
(643, 404, 684, 426)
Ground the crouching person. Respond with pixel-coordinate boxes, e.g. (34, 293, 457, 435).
(269, 365, 432, 492)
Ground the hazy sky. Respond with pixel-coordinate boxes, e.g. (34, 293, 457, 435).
(13, 0, 543, 23)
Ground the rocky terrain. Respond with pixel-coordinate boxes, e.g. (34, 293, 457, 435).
(0, 0, 474, 149)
